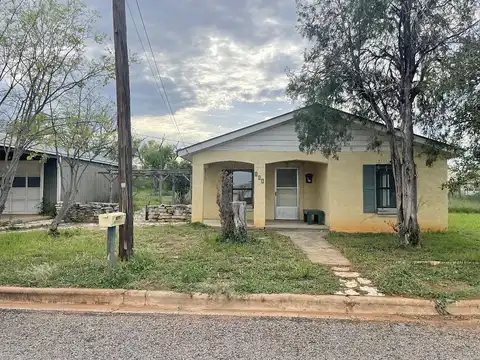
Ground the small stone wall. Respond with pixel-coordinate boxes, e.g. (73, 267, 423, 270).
(146, 204, 191, 223)
(56, 202, 119, 223)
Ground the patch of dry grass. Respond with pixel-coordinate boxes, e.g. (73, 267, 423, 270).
(0, 224, 340, 295)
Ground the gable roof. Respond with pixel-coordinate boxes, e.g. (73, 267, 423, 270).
(33, 145, 117, 166)
(0, 133, 117, 167)
(177, 106, 448, 160)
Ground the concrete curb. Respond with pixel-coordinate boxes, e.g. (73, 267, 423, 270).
(0, 287, 478, 317)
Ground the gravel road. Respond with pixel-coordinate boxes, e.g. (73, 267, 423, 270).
(0, 310, 479, 359)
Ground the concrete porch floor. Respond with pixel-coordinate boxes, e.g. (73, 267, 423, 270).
(202, 219, 329, 231)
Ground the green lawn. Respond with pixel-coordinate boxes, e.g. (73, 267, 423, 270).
(449, 195, 480, 213)
(133, 188, 172, 211)
(0, 224, 339, 295)
(328, 213, 480, 300)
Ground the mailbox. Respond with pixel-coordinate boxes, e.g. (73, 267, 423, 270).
(98, 212, 126, 228)
(98, 212, 126, 268)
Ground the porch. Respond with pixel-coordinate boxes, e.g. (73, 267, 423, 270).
(203, 219, 329, 231)
(192, 157, 329, 228)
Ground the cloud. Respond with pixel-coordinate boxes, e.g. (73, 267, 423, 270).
(85, 0, 304, 143)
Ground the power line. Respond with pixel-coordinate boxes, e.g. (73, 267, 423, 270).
(125, 1, 171, 122)
(133, 0, 180, 132)
(127, 0, 187, 149)
(136, 133, 194, 145)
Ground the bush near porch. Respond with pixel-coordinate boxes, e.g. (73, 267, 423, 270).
(0, 224, 340, 295)
(328, 214, 480, 300)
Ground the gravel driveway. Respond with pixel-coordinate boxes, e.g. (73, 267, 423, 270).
(1, 310, 479, 359)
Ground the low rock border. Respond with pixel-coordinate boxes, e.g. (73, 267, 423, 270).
(0, 286, 478, 317)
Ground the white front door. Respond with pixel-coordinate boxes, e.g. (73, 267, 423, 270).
(275, 168, 298, 220)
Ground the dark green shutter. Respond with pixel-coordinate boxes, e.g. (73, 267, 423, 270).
(363, 165, 376, 213)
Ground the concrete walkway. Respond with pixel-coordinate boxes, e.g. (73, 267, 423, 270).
(278, 230, 385, 296)
(278, 230, 351, 267)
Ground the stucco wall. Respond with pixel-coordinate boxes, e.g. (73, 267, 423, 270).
(191, 149, 448, 232)
(199, 155, 327, 223)
(316, 163, 329, 224)
(327, 151, 448, 232)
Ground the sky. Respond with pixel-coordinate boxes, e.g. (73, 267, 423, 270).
(85, 0, 305, 148)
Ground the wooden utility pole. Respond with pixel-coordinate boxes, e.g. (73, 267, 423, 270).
(113, 0, 134, 260)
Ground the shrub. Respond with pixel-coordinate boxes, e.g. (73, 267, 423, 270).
(37, 197, 56, 217)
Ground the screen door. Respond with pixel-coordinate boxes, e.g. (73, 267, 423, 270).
(275, 168, 298, 220)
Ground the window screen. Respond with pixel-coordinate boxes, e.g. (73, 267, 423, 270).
(276, 169, 297, 188)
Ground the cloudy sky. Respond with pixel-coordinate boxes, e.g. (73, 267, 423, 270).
(84, 0, 305, 148)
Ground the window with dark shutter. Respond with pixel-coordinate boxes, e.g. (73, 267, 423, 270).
(363, 165, 376, 213)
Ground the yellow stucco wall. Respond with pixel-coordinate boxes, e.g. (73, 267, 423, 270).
(201, 160, 325, 222)
(192, 151, 328, 225)
(191, 150, 448, 232)
(327, 151, 448, 232)
(316, 163, 330, 225)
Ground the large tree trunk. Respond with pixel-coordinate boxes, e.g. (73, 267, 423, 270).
(393, 1, 421, 247)
(400, 110, 420, 247)
(390, 109, 421, 247)
(391, 146, 420, 247)
(49, 190, 72, 235)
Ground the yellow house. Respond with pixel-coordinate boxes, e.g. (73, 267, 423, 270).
(178, 109, 449, 232)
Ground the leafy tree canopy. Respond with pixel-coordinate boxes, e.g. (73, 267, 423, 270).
(287, 0, 480, 246)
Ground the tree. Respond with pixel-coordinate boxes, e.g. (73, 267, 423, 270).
(170, 158, 192, 204)
(419, 37, 480, 193)
(287, 0, 479, 246)
(0, 0, 113, 215)
(106, 135, 143, 163)
(446, 150, 480, 195)
(48, 85, 115, 235)
(135, 139, 192, 204)
(137, 139, 177, 170)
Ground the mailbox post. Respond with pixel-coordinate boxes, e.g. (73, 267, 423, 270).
(98, 212, 126, 267)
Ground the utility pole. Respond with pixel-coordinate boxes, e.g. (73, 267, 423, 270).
(113, 0, 134, 260)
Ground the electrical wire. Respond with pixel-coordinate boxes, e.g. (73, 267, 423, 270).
(126, 0, 190, 151)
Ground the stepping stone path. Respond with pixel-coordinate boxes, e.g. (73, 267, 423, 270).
(332, 267, 384, 297)
(333, 271, 360, 278)
(277, 231, 384, 297)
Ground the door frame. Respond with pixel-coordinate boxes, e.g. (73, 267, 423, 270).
(274, 167, 299, 220)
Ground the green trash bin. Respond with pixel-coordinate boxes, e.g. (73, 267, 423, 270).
(316, 210, 325, 225)
(303, 209, 325, 225)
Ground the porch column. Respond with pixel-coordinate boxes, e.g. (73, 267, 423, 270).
(191, 163, 205, 223)
(253, 162, 266, 228)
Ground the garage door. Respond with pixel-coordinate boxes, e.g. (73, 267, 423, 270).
(3, 161, 42, 214)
